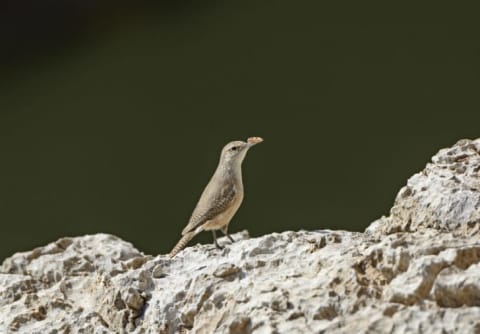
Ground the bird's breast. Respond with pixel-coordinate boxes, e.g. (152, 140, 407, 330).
(202, 194, 243, 231)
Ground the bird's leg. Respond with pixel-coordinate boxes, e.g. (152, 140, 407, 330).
(212, 230, 223, 250)
(221, 226, 235, 243)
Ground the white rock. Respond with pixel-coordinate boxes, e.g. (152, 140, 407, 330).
(1, 138, 480, 333)
(369, 138, 480, 236)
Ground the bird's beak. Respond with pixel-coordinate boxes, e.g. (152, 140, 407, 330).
(247, 137, 264, 148)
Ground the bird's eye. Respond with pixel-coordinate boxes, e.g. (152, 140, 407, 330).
(230, 146, 237, 151)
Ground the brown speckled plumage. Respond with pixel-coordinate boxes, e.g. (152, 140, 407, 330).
(182, 179, 239, 234)
(169, 137, 263, 257)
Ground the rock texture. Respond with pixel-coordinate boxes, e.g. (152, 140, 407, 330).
(367, 138, 480, 236)
(2, 138, 480, 333)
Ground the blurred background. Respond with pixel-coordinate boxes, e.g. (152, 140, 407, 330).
(1, 1, 479, 260)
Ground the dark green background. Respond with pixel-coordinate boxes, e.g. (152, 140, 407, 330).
(1, 2, 479, 260)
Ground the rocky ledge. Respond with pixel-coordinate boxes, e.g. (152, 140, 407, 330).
(2, 138, 480, 333)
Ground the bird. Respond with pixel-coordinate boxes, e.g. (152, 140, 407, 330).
(169, 137, 263, 257)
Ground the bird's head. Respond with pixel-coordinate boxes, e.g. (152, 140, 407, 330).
(220, 137, 263, 167)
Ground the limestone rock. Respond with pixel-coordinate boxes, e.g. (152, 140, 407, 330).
(1, 138, 480, 333)
(367, 138, 480, 236)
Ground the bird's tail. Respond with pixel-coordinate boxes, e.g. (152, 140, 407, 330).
(169, 231, 195, 258)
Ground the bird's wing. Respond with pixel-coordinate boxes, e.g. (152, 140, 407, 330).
(182, 180, 237, 235)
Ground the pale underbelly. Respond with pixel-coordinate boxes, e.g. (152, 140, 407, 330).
(201, 201, 242, 231)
